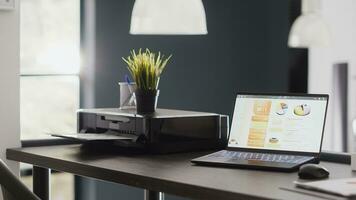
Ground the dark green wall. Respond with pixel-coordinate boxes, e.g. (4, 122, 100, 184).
(79, 0, 304, 199)
(92, 0, 292, 118)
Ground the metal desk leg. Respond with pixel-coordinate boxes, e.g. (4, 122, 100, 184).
(144, 189, 160, 200)
(33, 166, 51, 200)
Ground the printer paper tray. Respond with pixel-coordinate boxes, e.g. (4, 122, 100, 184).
(51, 133, 134, 142)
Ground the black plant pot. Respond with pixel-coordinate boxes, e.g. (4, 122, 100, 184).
(134, 89, 160, 114)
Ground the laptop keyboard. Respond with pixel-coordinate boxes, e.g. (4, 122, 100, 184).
(209, 150, 313, 164)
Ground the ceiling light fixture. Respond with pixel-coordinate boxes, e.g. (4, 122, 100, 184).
(130, 0, 208, 35)
(288, 0, 330, 48)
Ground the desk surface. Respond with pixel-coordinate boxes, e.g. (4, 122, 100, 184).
(6, 145, 356, 200)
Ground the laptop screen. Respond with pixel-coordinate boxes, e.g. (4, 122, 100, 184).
(228, 94, 328, 153)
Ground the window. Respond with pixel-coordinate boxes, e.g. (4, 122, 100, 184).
(20, 1, 79, 199)
(20, 0, 80, 140)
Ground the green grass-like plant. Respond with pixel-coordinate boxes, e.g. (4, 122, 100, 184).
(123, 49, 171, 91)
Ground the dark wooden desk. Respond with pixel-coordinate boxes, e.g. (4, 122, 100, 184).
(6, 145, 356, 200)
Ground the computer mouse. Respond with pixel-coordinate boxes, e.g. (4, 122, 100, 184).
(298, 164, 329, 179)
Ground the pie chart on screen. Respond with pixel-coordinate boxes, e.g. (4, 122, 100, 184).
(294, 104, 311, 116)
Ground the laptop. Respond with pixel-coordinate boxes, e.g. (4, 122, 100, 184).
(192, 93, 329, 172)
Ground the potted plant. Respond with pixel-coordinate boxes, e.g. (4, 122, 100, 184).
(123, 49, 171, 114)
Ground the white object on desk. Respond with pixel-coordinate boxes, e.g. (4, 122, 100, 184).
(295, 178, 356, 197)
(351, 153, 356, 171)
(118, 82, 136, 109)
(0, 0, 15, 10)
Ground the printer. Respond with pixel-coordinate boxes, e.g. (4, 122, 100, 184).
(74, 108, 229, 153)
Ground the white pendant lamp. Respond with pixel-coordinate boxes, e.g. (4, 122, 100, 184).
(288, 0, 330, 48)
(130, 0, 208, 35)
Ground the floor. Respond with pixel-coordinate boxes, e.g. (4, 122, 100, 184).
(21, 172, 74, 200)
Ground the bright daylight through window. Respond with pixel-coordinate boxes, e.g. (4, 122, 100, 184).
(20, 0, 80, 140)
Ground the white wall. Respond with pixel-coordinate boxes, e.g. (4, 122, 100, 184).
(0, 0, 21, 192)
(309, 0, 356, 152)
